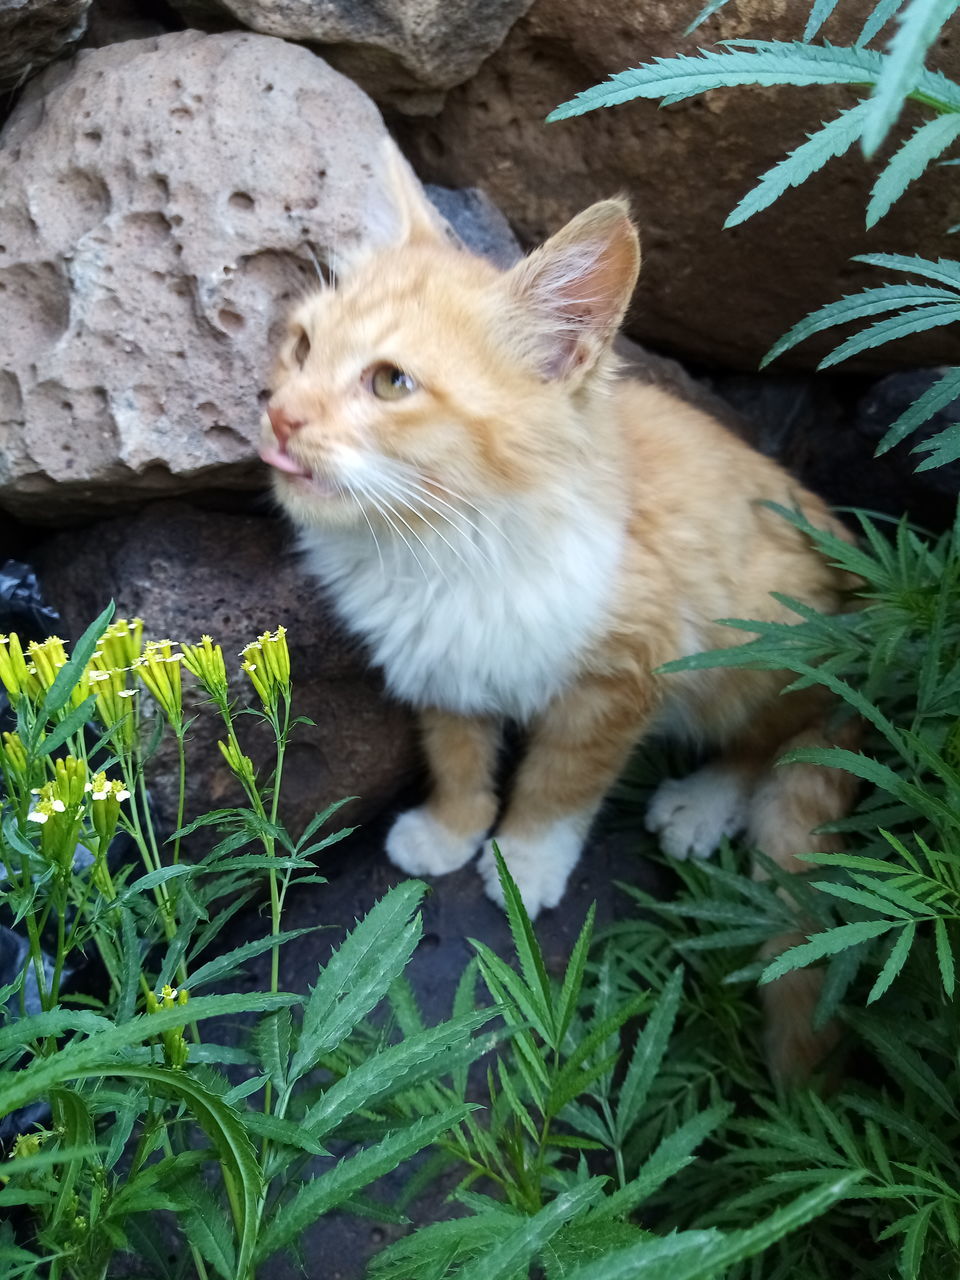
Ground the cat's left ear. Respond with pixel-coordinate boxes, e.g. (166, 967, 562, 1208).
(508, 199, 640, 381)
(379, 138, 453, 247)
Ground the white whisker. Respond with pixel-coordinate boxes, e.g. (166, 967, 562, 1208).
(372, 471, 488, 578)
(356, 479, 429, 584)
(371, 486, 453, 588)
(348, 480, 385, 573)
(383, 472, 499, 568)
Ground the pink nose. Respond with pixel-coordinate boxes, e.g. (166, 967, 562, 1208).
(267, 404, 304, 447)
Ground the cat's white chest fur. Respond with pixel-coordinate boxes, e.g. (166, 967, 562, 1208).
(300, 500, 623, 720)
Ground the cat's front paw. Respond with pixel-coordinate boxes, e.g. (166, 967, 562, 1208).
(385, 807, 482, 878)
(477, 819, 587, 918)
(645, 766, 749, 861)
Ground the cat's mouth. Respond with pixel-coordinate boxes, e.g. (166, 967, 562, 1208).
(259, 445, 342, 499)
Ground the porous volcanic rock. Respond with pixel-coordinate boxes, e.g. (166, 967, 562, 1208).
(0, 30, 394, 523)
(36, 502, 418, 835)
(165, 0, 535, 112)
(396, 0, 960, 372)
(0, 0, 90, 97)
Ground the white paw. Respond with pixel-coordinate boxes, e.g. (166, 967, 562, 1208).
(645, 766, 749, 861)
(385, 807, 482, 878)
(477, 817, 589, 919)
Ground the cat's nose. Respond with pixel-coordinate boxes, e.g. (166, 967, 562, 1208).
(267, 404, 305, 447)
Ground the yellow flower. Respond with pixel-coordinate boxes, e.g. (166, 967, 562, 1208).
(182, 634, 229, 702)
(217, 737, 256, 788)
(240, 628, 290, 710)
(135, 640, 184, 728)
(0, 633, 31, 700)
(85, 771, 131, 845)
(145, 984, 190, 1068)
(1, 731, 28, 775)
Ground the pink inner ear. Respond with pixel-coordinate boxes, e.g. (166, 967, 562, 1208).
(514, 209, 640, 380)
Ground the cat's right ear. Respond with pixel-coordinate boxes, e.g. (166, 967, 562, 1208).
(333, 139, 455, 278)
(508, 200, 641, 382)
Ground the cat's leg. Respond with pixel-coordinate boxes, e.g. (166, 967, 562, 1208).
(478, 677, 652, 917)
(386, 708, 500, 878)
(745, 717, 860, 1085)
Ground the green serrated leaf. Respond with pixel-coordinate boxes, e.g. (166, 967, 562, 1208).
(867, 112, 960, 226)
(862, 0, 960, 156)
(761, 920, 893, 983)
(289, 881, 425, 1082)
(934, 917, 956, 996)
(875, 365, 960, 453)
(614, 965, 683, 1143)
(255, 1107, 470, 1263)
(726, 100, 870, 227)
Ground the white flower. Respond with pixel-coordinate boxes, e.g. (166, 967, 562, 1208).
(27, 810, 49, 824)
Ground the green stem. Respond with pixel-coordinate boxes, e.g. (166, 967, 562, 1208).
(172, 729, 187, 867)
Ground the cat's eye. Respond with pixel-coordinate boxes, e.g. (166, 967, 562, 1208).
(293, 330, 311, 367)
(369, 364, 417, 401)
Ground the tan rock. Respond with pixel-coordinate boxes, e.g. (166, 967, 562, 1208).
(397, 0, 960, 371)
(0, 0, 89, 96)
(165, 0, 536, 112)
(36, 502, 419, 836)
(0, 31, 393, 522)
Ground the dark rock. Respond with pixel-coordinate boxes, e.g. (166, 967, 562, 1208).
(35, 501, 419, 838)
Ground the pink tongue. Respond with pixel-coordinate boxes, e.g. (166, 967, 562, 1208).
(259, 444, 310, 476)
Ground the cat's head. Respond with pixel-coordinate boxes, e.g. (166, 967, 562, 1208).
(260, 140, 640, 530)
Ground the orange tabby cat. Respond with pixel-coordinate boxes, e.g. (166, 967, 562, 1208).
(261, 141, 857, 1079)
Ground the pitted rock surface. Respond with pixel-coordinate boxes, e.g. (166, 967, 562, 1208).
(0, 30, 393, 522)
(36, 502, 419, 835)
(164, 0, 536, 111)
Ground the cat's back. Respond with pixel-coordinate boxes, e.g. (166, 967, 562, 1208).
(611, 377, 852, 622)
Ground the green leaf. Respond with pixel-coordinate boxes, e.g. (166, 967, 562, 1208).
(555, 904, 596, 1044)
(726, 101, 870, 227)
(859, 0, 908, 46)
(683, 0, 736, 35)
(867, 113, 960, 226)
(38, 695, 96, 756)
(301, 1009, 498, 1140)
(875, 365, 960, 453)
(566, 1174, 861, 1279)
(934, 917, 956, 996)
(38, 601, 115, 722)
(614, 965, 683, 1143)
(254, 1008, 293, 1090)
(867, 921, 916, 1002)
(548, 42, 890, 122)
(255, 1107, 470, 1262)
(454, 1180, 607, 1280)
(810, 879, 915, 920)
(914, 421, 960, 468)
(181, 1180, 238, 1280)
(900, 1201, 936, 1277)
(761, 284, 959, 366)
(289, 880, 425, 1082)
(186, 927, 318, 992)
(761, 920, 894, 983)
(862, 0, 960, 156)
(821, 301, 960, 368)
(805, 0, 842, 39)
(489, 843, 556, 1045)
(854, 250, 960, 289)
(596, 1105, 732, 1219)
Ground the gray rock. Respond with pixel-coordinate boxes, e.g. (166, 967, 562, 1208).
(164, 0, 536, 112)
(0, 0, 89, 96)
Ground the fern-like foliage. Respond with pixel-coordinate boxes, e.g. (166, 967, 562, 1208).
(549, 0, 960, 471)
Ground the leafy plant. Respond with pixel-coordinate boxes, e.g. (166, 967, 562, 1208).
(370, 851, 859, 1280)
(547, 0, 960, 467)
(0, 614, 494, 1278)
